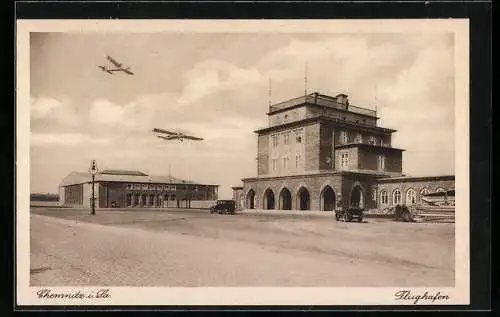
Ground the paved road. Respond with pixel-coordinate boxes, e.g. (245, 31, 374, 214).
(30, 208, 454, 287)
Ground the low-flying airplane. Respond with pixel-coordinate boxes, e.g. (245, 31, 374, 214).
(98, 55, 134, 75)
(153, 128, 204, 142)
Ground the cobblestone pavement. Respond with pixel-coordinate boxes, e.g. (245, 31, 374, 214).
(30, 207, 454, 286)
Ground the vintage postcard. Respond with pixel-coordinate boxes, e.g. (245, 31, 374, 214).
(16, 19, 469, 306)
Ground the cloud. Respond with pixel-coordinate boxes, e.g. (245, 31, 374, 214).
(31, 132, 110, 146)
(31, 96, 61, 118)
(178, 60, 262, 105)
(380, 43, 453, 105)
(89, 99, 134, 125)
(89, 92, 182, 130)
(31, 96, 81, 126)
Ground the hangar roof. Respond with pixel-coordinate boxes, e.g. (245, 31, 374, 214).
(59, 170, 218, 187)
(100, 170, 148, 176)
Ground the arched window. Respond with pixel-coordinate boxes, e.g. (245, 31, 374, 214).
(436, 187, 446, 192)
(393, 189, 402, 205)
(420, 188, 429, 196)
(406, 188, 416, 205)
(380, 190, 388, 205)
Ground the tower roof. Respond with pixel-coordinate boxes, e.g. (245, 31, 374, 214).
(267, 92, 377, 118)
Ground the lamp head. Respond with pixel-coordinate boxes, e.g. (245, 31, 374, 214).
(89, 160, 98, 175)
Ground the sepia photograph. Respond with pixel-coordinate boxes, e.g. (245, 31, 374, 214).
(16, 19, 470, 306)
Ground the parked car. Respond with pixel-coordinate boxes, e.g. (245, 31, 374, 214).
(335, 206, 364, 222)
(210, 200, 236, 215)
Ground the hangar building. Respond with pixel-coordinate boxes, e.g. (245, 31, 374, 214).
(59, 169, 219, 209)
(234, 92, 455, 211)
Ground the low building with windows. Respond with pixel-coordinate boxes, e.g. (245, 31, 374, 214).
(235, 92, 455, 211)
(59, 169, 219, 209)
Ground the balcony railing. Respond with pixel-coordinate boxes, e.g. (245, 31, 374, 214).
(269, 96, 309, 112)
(269, 94, 377, 118)
(347, 104, 377, 117)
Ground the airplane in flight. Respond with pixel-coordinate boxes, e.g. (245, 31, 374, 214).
(98, 55, 134, 75)
(153, 128, 204, 142)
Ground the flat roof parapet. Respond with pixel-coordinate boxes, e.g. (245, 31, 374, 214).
(268, 92, 377, 118)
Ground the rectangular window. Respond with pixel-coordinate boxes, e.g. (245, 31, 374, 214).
(271, 134, 279, 148)
(378, 155, 385, 171)
(272, 158, 278, 172)
(295, 153, 302, 168)
(369, 136, 376, 145)
(340, 131, 348, 144)
(340, 153, 349, 169)
(283, 132, 290, 145)
(355, 133, 363, 143)
(283, 156, 289, 169)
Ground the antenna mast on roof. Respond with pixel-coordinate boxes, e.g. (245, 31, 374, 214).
(268, 77, 272, 107)
(304, 63, 308, 98)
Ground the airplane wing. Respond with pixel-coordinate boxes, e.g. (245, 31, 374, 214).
(157, 135, 179, 140)
(183, 135, 204, 141)
(122, 69, 134, 75)
(153, 128, 176, 135)
(106, 55, 122, 67)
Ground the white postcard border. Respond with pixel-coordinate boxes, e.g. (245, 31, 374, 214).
(16, 19, 470, 306)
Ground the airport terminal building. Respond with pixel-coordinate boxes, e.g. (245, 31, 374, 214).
(234, 92, 455, 211)
(59, 169, 219, 209)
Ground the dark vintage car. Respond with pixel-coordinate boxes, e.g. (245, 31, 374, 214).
(210, 200, 236, 215)
(335, 206, 364, 222)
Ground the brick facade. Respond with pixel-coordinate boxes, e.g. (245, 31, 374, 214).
(304, 123, 321, 171)
(241, 173, 454, 211)
(232, 186, 245, 210)
(59, 171, 219, 209)
(238, 92, 455, 212)
(257, 134, 269, 175)
(376, 176, 455, 208)
(95, 182, 218, 208)
(242, 172, 384, 211)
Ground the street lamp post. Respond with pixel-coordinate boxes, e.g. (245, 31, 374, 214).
(89, 160, 98, 215)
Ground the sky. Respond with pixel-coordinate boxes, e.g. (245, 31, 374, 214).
(30, 31, 455, 199)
